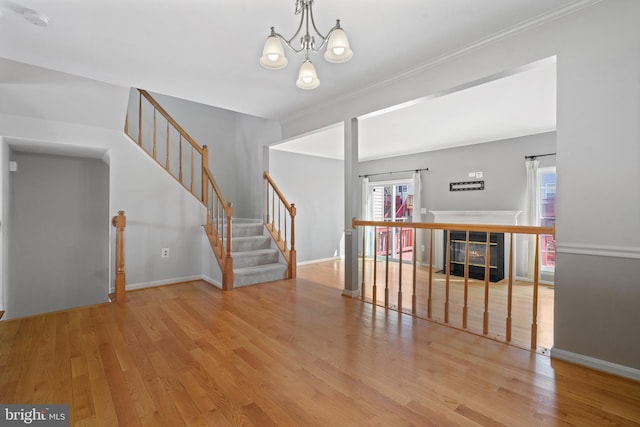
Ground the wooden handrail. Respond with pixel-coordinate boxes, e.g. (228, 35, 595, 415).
(353, 218, 555, 237)
(138, 90, 203, 155)
(353, 218, 555, 351)
(263, 171, 296, 278)
(111, 211, 126, 303)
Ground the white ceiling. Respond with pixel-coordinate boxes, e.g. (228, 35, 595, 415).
(273, 57, 556, 161)
(0, 0, 589, 124)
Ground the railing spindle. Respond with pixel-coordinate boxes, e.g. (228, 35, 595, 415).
(284, 201, 288, 249)
(463, 231, 470, 329)
(412, 228, 417, 314)
(153, 109, 157, 159)
(265, 180, 270, 224)
(428, 229, 433, 319)
(506, 232, 514, 342)
(165, 120, 170, 170)
(271, 188, 275, 230)
(445, 230, 451, 323)
(385, 226, 390, 308)
(361, 227, 366, 300)
(278, 200, 281, 241)
(190, 147, 194, 193)
(201, 146, 208, 206)
(531, 235, 540, 349)
(138, 91, 142, 145)
(373, 227, 378, 303)
(398, 227, 403, 312)
(179, 135, 183, 182)
(483, 232, 491, 335)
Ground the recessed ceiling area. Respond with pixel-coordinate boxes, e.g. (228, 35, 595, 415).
(271, 57, 556, 161)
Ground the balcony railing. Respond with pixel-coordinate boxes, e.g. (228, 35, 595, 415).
(353, 218, 555, 350)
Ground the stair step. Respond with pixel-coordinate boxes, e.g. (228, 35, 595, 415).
(232, 222, 264, 237)
(232, 248, 279, 268)
(234, 263, 287, 287)
(231, 235, 270, 252)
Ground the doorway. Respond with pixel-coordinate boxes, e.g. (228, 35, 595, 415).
(7, 151, 110, 319)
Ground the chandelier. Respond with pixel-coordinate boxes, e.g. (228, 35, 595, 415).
(259, 0, 353, 90)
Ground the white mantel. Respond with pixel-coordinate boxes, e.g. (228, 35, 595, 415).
(429, 210, 522, 225)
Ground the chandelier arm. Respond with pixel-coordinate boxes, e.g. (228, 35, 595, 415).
(284, 5, 307, 47)
(310, 24, 339, 52)
(307, 4, 329, 42)
(272, 31, 307, 54)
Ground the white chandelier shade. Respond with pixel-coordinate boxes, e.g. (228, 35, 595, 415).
(296, 60, 320, 89)
(324, 29, 353, 63)
(259, 35, 288, 70)
(259, 0, 352, 89)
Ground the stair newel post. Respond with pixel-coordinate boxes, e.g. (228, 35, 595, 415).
(289, 203, 296, 278)
(112, 211, 126, 303)
(201, 145, 209, 207)
(222, 202, 234, 291)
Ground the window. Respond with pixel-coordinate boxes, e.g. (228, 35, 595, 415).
(539, 167, 556, 272)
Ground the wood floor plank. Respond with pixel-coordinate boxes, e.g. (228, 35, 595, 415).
(0, 264, 638, 426)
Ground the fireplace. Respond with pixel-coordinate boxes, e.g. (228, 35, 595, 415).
(444, 230, 504, 282)
(429, 210, 521, 282)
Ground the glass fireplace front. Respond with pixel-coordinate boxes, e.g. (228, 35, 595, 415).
(445, 231, 504, 282)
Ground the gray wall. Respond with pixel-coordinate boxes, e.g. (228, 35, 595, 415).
(8, 152, 109, 319)
(143, 91, 282, 219)
(270, 149, 345, 263)
(359, 132, 556, 215)
(359, 132, 556, 273)
(0, 137, 9, 312)
(279, 1, 640, 375)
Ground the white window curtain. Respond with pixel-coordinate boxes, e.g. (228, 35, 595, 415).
(524, 159, 540, 279)
(412, 171, 422, 223)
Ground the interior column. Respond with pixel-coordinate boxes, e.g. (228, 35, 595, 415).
(343, 118, 359, 297)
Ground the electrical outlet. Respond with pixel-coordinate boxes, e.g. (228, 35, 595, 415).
(421, 245, 425, 252)
(161, 248, 170, 258)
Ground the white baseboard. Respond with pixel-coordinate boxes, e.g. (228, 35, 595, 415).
(551, 348, 640, 381)
(341, 288, 360, 298)
(201, 275, 222, 289)
(126, 275, 208, 291)
(297, 256, 342, 266)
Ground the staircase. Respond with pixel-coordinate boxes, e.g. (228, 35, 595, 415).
(231, 220, 288, 286)
(124, 89, 295, 290)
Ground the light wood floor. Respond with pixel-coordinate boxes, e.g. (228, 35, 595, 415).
(1, 268, 639, 425)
